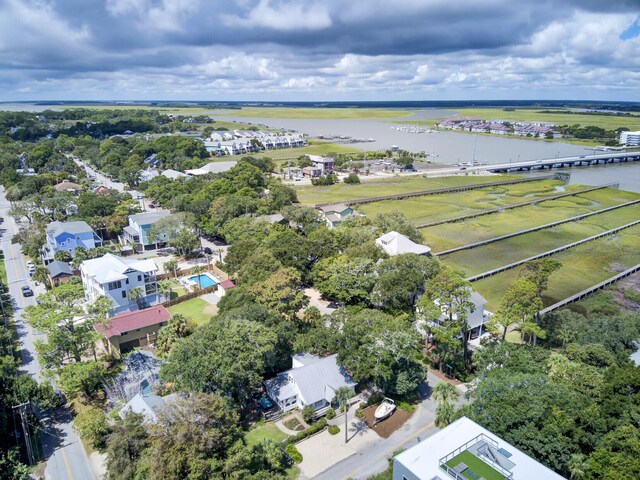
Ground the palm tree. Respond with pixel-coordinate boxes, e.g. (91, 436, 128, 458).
(158, 280, 173, 302)
(127, 287, 144, 310)
(432, 382, 459, 428)
(334, 386, 353, 444)
(191, 265, 204, 290)
(568, 453, 587, 480)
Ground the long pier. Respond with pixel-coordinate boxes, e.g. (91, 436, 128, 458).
(435, 198, 640, 256)
(539, 264, 640, 315)
(417, 183, 618, 229)
(466, 219, 640, 282)
(316, 173, 567, 207)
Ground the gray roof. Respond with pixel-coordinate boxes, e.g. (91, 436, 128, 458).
(265, 354, 356, 405)
(119, 393, 174, 423)
(46, 221, 95, 238)
(318, 204, 351, 214)
(129, 211, 170, 226)
(46, 260, 74, 278)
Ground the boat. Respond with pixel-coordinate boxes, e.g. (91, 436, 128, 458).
(374, 398, 396, 421)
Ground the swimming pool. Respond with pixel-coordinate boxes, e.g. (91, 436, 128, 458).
(189, 273, 218, 288)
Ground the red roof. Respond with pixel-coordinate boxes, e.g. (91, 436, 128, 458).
(219, 279, 236, 289)
(94, 306, 171, 339)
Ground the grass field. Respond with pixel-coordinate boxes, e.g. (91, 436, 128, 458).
(472, 224, 640, 310)
(218, 140, 361, 163)
(216, 106, 414, 119)
(356, 179, 573, 226)
(423, 187, 640, 251)
(244, 423, 289, 447)
(167, 298, 217, 326)
(441, 203, 640, 277)
(294, 173, 523, 205)
(0, 259, 7, 287)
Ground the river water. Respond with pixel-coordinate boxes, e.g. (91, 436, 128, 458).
(219, 111, 640, 193)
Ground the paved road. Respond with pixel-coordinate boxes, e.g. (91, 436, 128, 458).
(0, 186, 96, 480)
(312, 371, 467, 480)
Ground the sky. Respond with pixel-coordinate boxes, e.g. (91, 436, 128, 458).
(1, 0, 639, 102)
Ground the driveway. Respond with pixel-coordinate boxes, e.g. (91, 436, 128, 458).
(307, 371, 467, 479)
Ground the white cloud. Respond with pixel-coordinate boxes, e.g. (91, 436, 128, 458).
(223, 0, 331, 31)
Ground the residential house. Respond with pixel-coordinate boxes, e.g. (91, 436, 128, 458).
(118, 393, 178, 423)
(122, 211, 172, 251)
(42, 221, 102, 265)
(80, 253, 159, 313)
(161, 169, 189, 180)
(302, 166, 323, 178)
(375, 231, 431, 256)
(416, 288, 490, 345)
(45, 260, 77, 288)
(264, 353, 357, 413)
(185, 161, 237, 176)
(53, 181, 82, 193)
(308, 155, 335, 173)
(94, 305, 170, 356)
(393, 416, 565, 480)
(318, 203, 355, 228)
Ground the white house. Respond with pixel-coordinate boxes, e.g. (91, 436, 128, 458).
(393, 416, 565, 480)
(375, 231, 431, 256)
(185, 161, 237, 176)
(119, 393, 178, 424)
(80, 253, 159, 313)
(264, 353, 356, 413)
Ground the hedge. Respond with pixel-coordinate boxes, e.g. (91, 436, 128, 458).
(285, 444, 303, 464)
(283, 418, 327, 445)
(328, 425, 340, 435)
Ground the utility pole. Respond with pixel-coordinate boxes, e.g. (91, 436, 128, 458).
(13, 401, 35, 466)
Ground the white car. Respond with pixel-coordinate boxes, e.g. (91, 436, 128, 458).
(26, 261, 36, 271)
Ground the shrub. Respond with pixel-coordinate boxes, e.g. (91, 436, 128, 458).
(355, 408, 365, 420)
(301, 405, 314, 423)
(344, 173, 360, 184)
(328, 425, 340, 435)
(367, 393, 384, 406)
(326, 408, 336, 420)
(285, 444, 303, 464)
(283, 418, 327, 445)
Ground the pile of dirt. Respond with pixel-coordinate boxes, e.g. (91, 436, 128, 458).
(362, 405, 413, 438)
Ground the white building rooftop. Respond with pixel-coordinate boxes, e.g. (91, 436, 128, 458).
(393, 417, 565, 480)
(80, 253, 157, 284)
(376, 231, 431, 256)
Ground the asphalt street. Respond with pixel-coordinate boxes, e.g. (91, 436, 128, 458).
(0, 186, 96, 480)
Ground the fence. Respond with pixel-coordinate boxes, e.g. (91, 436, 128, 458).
(160, 284, 218, 308)
(466, 219, 640, 282)
(435, 198, 640, 256)
(157, 263, 229, 282)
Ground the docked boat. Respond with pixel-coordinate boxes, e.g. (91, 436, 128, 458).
(374, 398, 396, 421)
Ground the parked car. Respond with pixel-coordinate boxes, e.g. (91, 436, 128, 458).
(21, 286, 34, 297)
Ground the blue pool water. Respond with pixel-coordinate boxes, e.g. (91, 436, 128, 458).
(189, 274, 217, 288)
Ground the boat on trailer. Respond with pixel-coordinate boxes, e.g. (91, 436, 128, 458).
(374, 397, 396, 421)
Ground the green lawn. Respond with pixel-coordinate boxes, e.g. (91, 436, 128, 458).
(295, 173, 522, 205)
(167, 298, 216, 326)
(244, 423, 289, 447)
(220, 140, 361, 163)
(422, 187, 640, 251)
(216, 106, 414, 119)
(472, 224, 640, 310)
(441, 203, 640, 277)
(357, 179, 570, 227)
(445, 450, 505, 480)
(0, 259, 7, 287)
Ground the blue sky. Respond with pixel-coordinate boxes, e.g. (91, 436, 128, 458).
(1, 0, 639, 101)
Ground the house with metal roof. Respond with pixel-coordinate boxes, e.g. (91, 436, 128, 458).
(80, 253, 158, 313)
(317, 203, 355, 228)
(264, 353, 356, 413)
(42, 221, 102, 264)
(122, 211, 172, 251)
(393, 416, 565, 480)
(185, 161, 237, 176)
(375, 231, 431, 256)
(95, 305, 170, 356)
